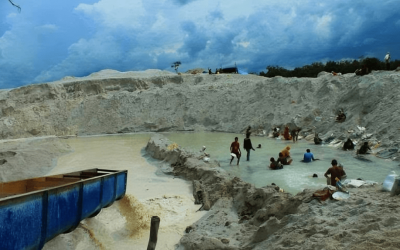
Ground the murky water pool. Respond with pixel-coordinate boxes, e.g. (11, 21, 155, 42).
(46, 133, 206, 250)
(44, 132, 399, 248)
(162, 132, 400, 194)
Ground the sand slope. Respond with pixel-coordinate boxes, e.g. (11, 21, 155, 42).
(1, 70, 400, 158)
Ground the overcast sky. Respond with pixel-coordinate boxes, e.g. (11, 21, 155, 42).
(0, 0, 399, 88)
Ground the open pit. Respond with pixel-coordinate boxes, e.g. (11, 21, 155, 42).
(1, 69, 400, 249)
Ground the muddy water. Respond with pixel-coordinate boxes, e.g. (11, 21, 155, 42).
(162, 132, 399, 194)
(44, 133, 206, 250)
(48, 133, 194, 199)
(43, 132, 398, 249)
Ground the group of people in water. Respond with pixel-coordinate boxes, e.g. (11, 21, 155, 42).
(229, 125, 371, 188)
(273, 126, 301, 142)
(269, 146, 317, 170)
(230, 127, 255, 165)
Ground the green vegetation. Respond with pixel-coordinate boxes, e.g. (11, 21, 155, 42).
(260, 57, 400, 78)
(171, 61, 182, 73)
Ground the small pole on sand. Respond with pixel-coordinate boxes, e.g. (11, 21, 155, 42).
(147, 216, 160, 250)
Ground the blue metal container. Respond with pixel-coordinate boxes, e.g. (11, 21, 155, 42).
(0, 169, 127, 250)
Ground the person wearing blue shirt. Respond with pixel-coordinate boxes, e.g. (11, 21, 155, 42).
(303, 149, 315, 163)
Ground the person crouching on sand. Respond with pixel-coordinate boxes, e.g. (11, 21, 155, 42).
(230, 137, 241, 165)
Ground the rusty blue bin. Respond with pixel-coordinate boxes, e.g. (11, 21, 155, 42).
(0, 168, 127, 250)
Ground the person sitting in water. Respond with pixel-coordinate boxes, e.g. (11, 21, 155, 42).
(343, 138, 355, 150)
(314, 133, 323, 145)
(336, 110, 346, 122)
(283, 126, 292, 140)
(278, 152, 292, 165)
(302, 149, 315, 163)
(269, 157, 283, 170)
(272, 128, 280, 138)
(281, 146, 291, 158)
(357, 142, 371, 154)
(257, 144, 261, 148)
(324, 159, 346, 187)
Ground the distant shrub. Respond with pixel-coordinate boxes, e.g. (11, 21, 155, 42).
(260, 57, 399, 78)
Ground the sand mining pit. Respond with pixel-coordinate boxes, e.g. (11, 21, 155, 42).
(2, 69, 400, 249)
(146, 133, 400, 250)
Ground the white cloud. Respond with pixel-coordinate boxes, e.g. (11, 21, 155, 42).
(35, 24, 58, 32)
(75, 0, 146, 29)
(1, 0, 400, 88)
(315, 14, 333, 39)
(237, 41, 250, 48)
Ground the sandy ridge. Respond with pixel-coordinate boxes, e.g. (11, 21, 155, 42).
(1, 69, 400, 160)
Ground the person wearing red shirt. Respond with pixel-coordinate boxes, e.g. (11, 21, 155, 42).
(230, 137, 241, 165)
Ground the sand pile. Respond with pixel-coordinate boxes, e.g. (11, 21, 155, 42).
(1, 69, 400, 159)
(0, 137, 71, 181)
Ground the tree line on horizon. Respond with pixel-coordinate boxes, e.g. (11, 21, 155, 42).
(259, 57, 400, 78)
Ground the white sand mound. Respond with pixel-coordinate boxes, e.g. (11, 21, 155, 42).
(85, 69, 175, 79)
(1, 69, 400, 159)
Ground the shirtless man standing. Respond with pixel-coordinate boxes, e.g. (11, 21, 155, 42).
(230, 137, 241, 165)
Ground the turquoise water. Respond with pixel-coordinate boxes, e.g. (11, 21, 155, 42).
(162, 132, 400, 194)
